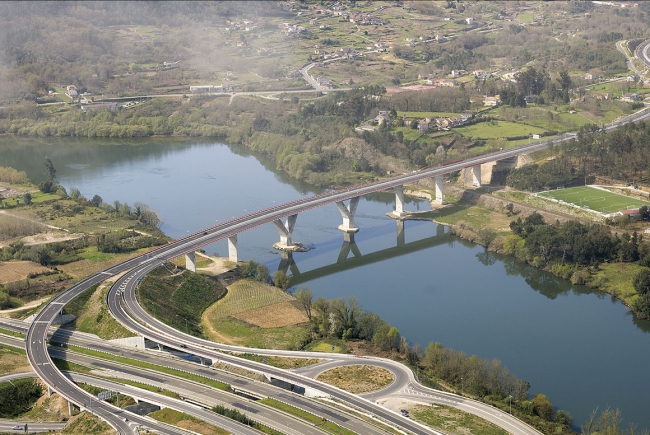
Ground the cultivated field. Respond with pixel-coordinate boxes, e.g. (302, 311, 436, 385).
(232, 301, 308, 328)
(0, 261, 51, 284)
(537, 186, 650, 214)
(205, 280, 298, 320)
(202, 280, 309, 349)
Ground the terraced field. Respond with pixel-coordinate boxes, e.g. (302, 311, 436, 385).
(205, 280, 296, 319)
(202, 280, 309, 349)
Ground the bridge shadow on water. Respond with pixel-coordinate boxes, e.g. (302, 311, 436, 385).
(276, 220, 454, 287)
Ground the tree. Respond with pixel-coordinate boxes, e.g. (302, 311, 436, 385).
(295, 288, 313, 320)
(532, 393, 554, 421)
(633, 269, 650, 296)
(90, 194, 102, 207)
(555, 410, 573, 427)
(255, 264, 270, 283)
(273, 270, 291, 290)
(44, 157, 56, 182)
(22, 192, 32, 205)
(639, 205, 650, 221)
(505, 203, 515, 216)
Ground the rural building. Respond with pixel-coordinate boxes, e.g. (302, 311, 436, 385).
(584, 72, 599, 80)
(483, 96, 501, 106)
(66, 85, 78, 97)
(622, 93, 642, 102)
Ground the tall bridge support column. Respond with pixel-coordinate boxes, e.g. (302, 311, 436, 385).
(394, 185, 408, 217)
(228, 235, 238, 263)
(68, 400, 74, 416)
(273, 214, 299, 250)
(471, 165, 481, 187)
(185, 252, 196, 272)
(434, 175, 445, 205)
(336, 197, 360, 233)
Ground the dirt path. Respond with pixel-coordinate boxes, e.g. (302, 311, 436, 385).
(0, 210, 68, 232)
(195, 252, 234, 275)
(0, 296, 50, 317)
(201, 308, 237, 345)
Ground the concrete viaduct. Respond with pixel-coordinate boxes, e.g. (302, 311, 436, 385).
(183, 141, 549, 272)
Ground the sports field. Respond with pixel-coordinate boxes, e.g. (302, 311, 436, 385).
(537, 186, 650, 214)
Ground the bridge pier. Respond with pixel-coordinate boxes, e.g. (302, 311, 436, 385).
(48, 386, 53, 397)
(434, 175, 445, 205)
(336, 197, 360, 233)
(228, 235, 238, 262)
(157, 343, 164, 351)
(471, 165, 481, 187)
(68, 400, 74, 416)
(273, 214, 300, 250)
(185, 251, 196, 272)
(393, 185, 408, 217)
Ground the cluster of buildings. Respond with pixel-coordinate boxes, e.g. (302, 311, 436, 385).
(225, 19, 257, 32)
(348, 13, 384, 26)
(311, 75, 334, 89)
(371, 111, 473, 132)
(279, 23, 308, 35)
(408, 114, 474, 132)
(313, 47, 363, 61)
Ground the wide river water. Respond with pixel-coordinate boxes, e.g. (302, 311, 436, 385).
(2, 137, 650, 430)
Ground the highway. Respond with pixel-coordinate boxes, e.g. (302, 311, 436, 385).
(25, 107, 650, 435)
(635, 39, 650, 71)
(0, 330, 393, 435)
(107, 253, 542, 435)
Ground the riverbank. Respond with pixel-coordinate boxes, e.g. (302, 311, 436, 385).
(407, 181, 643, 316)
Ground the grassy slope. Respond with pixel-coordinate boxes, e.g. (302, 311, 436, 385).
(411, 404, 508, 435)
(61, 283, 134, 340)
(149, 408, 229, 435)
(137, 267, 227, 338)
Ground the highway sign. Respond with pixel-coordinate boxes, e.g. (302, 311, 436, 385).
(97, 390, 112, 401)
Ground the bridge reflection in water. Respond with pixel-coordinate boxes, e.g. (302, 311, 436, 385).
(278, 220, 451, 287)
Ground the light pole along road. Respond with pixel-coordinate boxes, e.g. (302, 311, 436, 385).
(25, 106, 650, 435)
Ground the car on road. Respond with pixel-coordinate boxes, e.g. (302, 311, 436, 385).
(180, 344, 187, 348)
(12, 426, 23, 430)
(400, 409, 409, 417)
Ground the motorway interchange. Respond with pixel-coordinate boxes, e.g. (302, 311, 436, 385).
(17, 106, 650, 434)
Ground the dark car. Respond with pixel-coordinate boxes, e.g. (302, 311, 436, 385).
(180, 344, 187, 348)
(400, 409, 409, 417)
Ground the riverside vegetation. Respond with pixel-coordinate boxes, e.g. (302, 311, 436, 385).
(0, 163, 167, 311)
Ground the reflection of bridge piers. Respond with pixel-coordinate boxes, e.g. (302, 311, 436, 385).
(337, 233, 362, 263)
(281, 222, 453, 287)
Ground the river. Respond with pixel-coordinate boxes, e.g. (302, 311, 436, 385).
(2, 136, 649, 431)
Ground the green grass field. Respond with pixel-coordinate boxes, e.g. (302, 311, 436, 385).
(538, 186, 650, 214)
(454, 121, 547, 140)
